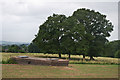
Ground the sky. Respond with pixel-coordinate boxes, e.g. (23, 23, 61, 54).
(0, 0, 119, 43)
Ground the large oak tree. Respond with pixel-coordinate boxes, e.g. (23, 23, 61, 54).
(32, 8, 113, 60)
(72, 8, 113, 60)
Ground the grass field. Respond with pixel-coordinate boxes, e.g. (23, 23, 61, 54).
(2, 64, 118, 78)
(1, 53, 119, 78)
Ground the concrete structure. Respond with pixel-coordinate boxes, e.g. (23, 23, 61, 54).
(10, 56, 69, 66)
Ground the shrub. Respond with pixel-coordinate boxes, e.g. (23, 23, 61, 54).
(2, 58, 17, 64)
(114, 50, 120, 58)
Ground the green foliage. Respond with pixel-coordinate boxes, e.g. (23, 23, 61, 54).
(103, 40, 120, 58)
(2, 58, 17, 64)
(28, 43, 40, 53)
(114, 50, 120, 58)
(72, 8, 113, 59)
(7, 45, 21, 53)
(32, 8, 114, 60)
(2, 45, 10, 52)
(2, 44, 28, 53)
(33, 14, 67, 57)
(19, 44, 28, 53)
(61, 16, 88, 58)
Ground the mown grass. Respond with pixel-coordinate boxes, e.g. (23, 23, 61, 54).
(2, 64, 118, 78)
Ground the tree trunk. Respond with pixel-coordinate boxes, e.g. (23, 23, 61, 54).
(83, 54, 85, 60)
(90, 56, 95, 60)
(59, 53, 61, 58)
(68, 53, 71, 59)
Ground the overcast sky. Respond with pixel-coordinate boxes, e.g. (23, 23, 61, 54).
(0, 0, 119, 43)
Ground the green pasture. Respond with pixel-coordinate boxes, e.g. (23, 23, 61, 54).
(2, 64, 118, 78)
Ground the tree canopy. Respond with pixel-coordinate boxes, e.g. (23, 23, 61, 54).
(32, 8, 114, 60)
(72, 8, 113, 60)
(33, 14, 67, 57)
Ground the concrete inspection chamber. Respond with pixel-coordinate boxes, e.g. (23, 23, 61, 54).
(11, 56, 69, 66)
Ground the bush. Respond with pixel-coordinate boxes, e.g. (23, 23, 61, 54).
(114, 50, 120, 58)
(2, 58, 17, 64)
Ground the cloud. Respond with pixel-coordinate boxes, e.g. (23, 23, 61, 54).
(1, 0, 118, 42)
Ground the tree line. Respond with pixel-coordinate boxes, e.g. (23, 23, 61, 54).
(1, 40, 120, 58)
(1, 44, 28, 53)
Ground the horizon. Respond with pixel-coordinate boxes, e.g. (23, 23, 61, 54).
(0, 40, 30, 43)
(1, 39, 119, 43)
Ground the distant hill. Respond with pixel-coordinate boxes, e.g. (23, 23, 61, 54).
(0, 41, 30, 46)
